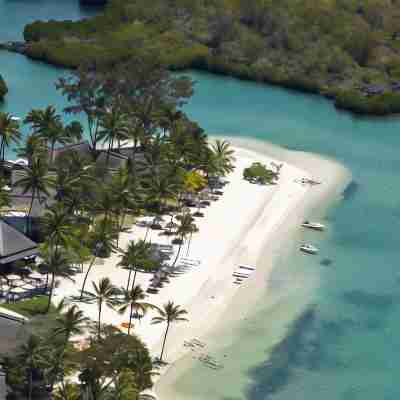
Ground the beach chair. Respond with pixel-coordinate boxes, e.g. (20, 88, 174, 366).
(232, 272, 250, 278)
(180, 257, 201, 265)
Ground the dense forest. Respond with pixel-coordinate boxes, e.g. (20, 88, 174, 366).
(0, 74, 8, 101)
(21, 0, 400, 115)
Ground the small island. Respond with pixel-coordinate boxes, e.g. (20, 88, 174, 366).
(0, 74, 8, 101)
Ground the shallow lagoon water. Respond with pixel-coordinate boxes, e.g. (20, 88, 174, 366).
(1, 3, 400, 399)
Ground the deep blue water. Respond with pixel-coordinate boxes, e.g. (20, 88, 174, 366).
(1, 3, 400, 399)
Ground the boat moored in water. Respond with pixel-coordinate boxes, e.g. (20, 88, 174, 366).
(300, 244, 319, 254)
(302, 221, 325, 230)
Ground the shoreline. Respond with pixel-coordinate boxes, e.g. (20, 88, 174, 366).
(154, 137, 351, 399)
(51, 138, 350, 398)
(1, 41, 398, 117)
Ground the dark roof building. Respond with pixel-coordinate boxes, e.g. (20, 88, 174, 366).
(0, 220, 38, 265)
(52, 141, 92, 160)
(96, 151, 129, 171)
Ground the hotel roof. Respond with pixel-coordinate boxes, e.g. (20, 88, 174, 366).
(0, 220, 38, 265)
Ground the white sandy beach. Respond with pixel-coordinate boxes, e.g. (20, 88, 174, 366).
(52, 138, 350, 398)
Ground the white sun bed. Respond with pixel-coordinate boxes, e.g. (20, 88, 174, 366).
(238, 264, 255, 271)
(233, 272, 250, 278)
(179, 258, 201, 265)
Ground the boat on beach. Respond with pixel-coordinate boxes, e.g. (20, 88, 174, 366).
(300, 244, 319, 254)
(302, 221, 325, 230)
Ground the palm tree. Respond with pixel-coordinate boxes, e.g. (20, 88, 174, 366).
(211, 139, 236, 176)
(80, 218, 118, 299)
(17, 134, 47, 167)
(50, 304, 88, 388)
(117, 285, 157, 335)
(98, 109, 128, 164)
(95, 187, 117, 224)
(0, 112, 21, 167)
(53, 304, 88, 342)
(15, 159, 53, 234)
(118, 240, 154, 291)
(172, 212, 197, 267)
(53, 150, 94, 215)
(17, 335, 49, 400)
(41, 203, 77, 250)
(83, 277, 118, 339)
(42, 247, 75, 313)
(147, 171, 180, 214)
(110, 166, 138, 244)
(151, 301, 188, 362)
(24, 106, 66, 162)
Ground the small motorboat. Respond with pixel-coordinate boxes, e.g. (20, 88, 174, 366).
(300, 244, 319, 255)
(302, 221, 325, 231)
(11, 116, 21, 122)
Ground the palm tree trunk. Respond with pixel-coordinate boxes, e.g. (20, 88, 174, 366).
(80, 256, 96, 299)
(130, 268, 138, 290)
(172, 241, 183, 267)
(106, 140, 111, 168)
(144, 224, 151, 242)
(27, 189, 35, 235)
(28, 369, 33, 400)
(160, 322, 170, 362)
(46, 272, 55, 313)
(186, 232, 193, 257)
(98, 300, 102, 339)
(0, 139, 4, 163)
(128, 302, 133, 335)
(51, 141, 55, 163)
(126, 268, 132, 291)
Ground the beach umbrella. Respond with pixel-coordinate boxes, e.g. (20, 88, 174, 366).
(1, 284, 10, 291)
(22, 283, 36, 290)
(29, 272, 44, 280)
(6, 274, 20, 281)
(9, 286, 26, 294)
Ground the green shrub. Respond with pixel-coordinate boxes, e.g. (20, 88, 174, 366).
(243, 162, 278, 185)
(335, 89, 400, 115)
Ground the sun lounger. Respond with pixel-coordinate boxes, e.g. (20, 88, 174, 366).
(233, 272, 250, 278)
(239, 265, 255, 271)
(178, 261, 200, 267)
(180, 258, 201, 265)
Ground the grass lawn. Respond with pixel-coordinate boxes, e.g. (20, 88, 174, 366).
(1, 296, 56, 317)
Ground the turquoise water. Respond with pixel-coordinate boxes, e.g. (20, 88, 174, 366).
(1, 4, 400, 399)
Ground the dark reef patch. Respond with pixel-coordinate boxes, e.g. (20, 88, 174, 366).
(320, 258, 333, 266)
(245, 307, 319, 399)
(342, 290, 394, 311)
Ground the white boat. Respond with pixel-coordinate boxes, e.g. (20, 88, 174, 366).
(300, 244, 319, 255)
(302, 221, 325, 231)
(10, 116, 21, 122)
